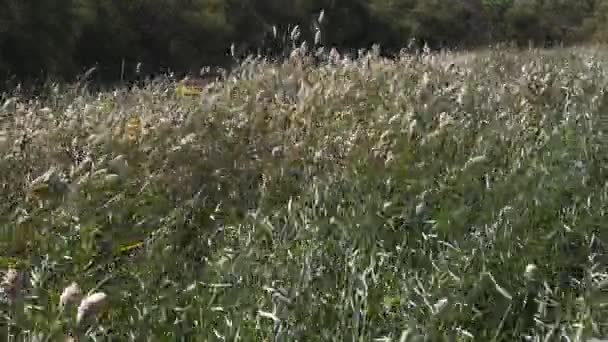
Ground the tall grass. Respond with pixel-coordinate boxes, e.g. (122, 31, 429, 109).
(0, 45, 607, 341)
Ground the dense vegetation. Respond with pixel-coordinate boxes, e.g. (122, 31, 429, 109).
(3, 0, 608, 85)
(0, 45, 607, 340)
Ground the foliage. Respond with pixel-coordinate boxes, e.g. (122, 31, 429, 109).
(2, 0, 608, 84)
(0, 45, 607, 340)
(0, 0, 88, 80)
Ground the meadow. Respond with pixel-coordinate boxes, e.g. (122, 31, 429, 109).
(0, 45, 607, 341)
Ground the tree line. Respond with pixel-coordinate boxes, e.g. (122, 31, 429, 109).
(1, 0, 607, 87)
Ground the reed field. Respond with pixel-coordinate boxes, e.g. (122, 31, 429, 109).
(0, 45, 607, 341)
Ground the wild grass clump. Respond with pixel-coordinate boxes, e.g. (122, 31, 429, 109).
(0, 45, 607, 341)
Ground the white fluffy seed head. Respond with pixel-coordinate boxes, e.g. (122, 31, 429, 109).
(2, 268, 20, 287)
(524, 264, 538, 282)
(60, 282, 82, 307)
(76, 292, 108, 325)
(314, 30, 322, 46)
(1, 268, 22, 300)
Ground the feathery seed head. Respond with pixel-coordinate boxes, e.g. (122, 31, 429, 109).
(524, 264, 538, 282)
(60, 282, 82, 307)
(76, 292, 108, 325)
(1, 268, 22, 301)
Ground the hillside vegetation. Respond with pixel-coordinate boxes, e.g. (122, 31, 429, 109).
(1, 46, 608, 341)
(4, 0, 608, 85)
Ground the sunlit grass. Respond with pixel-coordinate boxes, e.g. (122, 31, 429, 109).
(0, 45, 607, 341)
